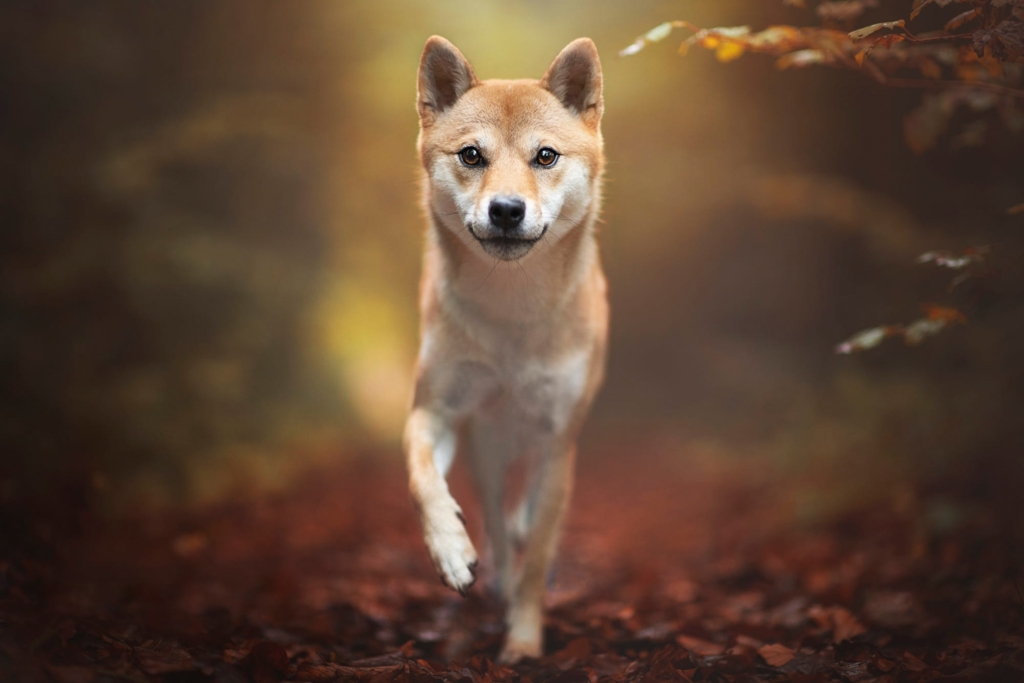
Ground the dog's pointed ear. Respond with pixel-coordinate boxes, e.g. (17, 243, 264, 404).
(417, 36, 479, 127)
(540, 38, 603, 128)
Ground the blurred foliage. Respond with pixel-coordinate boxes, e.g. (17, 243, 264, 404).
(835, 248, 991, 353)
(0, 2, 355, 503)
(623, 0, 1024, 350)
(1, 0, 1022, 509)
(624, 0, 1024, 152)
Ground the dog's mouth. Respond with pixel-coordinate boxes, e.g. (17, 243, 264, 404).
(469, 225, 547, 262)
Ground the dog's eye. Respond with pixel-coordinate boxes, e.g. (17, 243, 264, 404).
(458, 146, 482, 166)
(535, 148, 559, 167)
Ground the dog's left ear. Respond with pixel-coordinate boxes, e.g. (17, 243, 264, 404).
(541, 38, 603, 129)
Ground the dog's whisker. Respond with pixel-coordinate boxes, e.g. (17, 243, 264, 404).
(515, 258, 535, 286)
(477, 257, 500, 290)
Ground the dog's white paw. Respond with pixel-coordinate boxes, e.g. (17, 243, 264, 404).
(422, 499, 478, 596)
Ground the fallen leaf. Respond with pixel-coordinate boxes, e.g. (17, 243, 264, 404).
(676, 634, 725, 655)
(551, 637, 593, 668)
(875, 657, 897, 672)
(863, 590, 926, 628)
(833, 607, 868, 642)
(808, 605, 867, 642)
(349, 642, 414, 667)
(544, 668, 591, 683)
(735, 634, 764, 649)
(45, 666, 96, 683)
(238, 641, 290, 683)
(294, 663, 360, 682)
(758, 643, 796, 667)
(136, 648, 194, 675)
(903, 651, 929, 672)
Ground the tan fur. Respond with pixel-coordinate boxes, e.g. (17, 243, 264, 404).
(405, 36, 608, 663)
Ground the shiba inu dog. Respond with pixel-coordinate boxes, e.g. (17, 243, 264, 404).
(405, 35, 608, 663)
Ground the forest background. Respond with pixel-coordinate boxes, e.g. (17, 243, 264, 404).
(2, 0, 1023, 522)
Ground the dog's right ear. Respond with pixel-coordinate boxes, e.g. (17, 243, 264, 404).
(417, 36, 478, 127)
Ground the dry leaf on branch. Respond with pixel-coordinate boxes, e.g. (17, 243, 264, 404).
(624, 1, 1024, 152)
(850, 20, 906, 41)
(911, 0, 971, 21)
(973, 20, 1024, 59)
(947, 8, 984, 32)
(835, 304, 966, 353)
(835, 326, 899, 353)
(916, 247, 988, 268)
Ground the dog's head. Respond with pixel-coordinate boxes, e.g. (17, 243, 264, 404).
(417, 36, 604, 262)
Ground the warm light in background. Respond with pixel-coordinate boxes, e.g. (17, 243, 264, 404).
(1, 0, 1020, 507)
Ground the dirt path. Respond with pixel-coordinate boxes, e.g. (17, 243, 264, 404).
(2, 450, 1022, 682)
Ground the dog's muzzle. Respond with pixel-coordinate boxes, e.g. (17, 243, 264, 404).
(469, 224, 547, 262)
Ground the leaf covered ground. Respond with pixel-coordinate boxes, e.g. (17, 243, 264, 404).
(2, 449, 1023, 683)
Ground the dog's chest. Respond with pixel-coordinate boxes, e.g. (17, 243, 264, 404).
(473, 325, 591, 432)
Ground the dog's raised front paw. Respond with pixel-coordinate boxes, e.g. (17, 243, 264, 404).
(423, 500, 479, 596)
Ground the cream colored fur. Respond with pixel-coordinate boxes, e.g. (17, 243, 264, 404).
(405, 35, 608, 663)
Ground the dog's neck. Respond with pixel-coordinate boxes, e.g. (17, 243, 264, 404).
(426, 210, 599, 326)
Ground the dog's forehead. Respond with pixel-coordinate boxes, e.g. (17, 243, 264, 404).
(439, 80, 580, 140)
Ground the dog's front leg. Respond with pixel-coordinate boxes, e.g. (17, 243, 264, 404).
(405, 406, 478, 595)
(500, 439, 576, 663)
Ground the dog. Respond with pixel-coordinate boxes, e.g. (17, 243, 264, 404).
(405, 35, 608, 663)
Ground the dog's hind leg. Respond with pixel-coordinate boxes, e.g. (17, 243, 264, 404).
(506, 464, 542, 559)
(466, 414, 514, 600)
(499, 440, 576, 664)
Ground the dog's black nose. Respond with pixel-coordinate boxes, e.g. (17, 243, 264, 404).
(488, 197, 526, 231)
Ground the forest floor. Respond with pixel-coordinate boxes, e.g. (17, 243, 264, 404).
(2, 446, 1023, 683)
